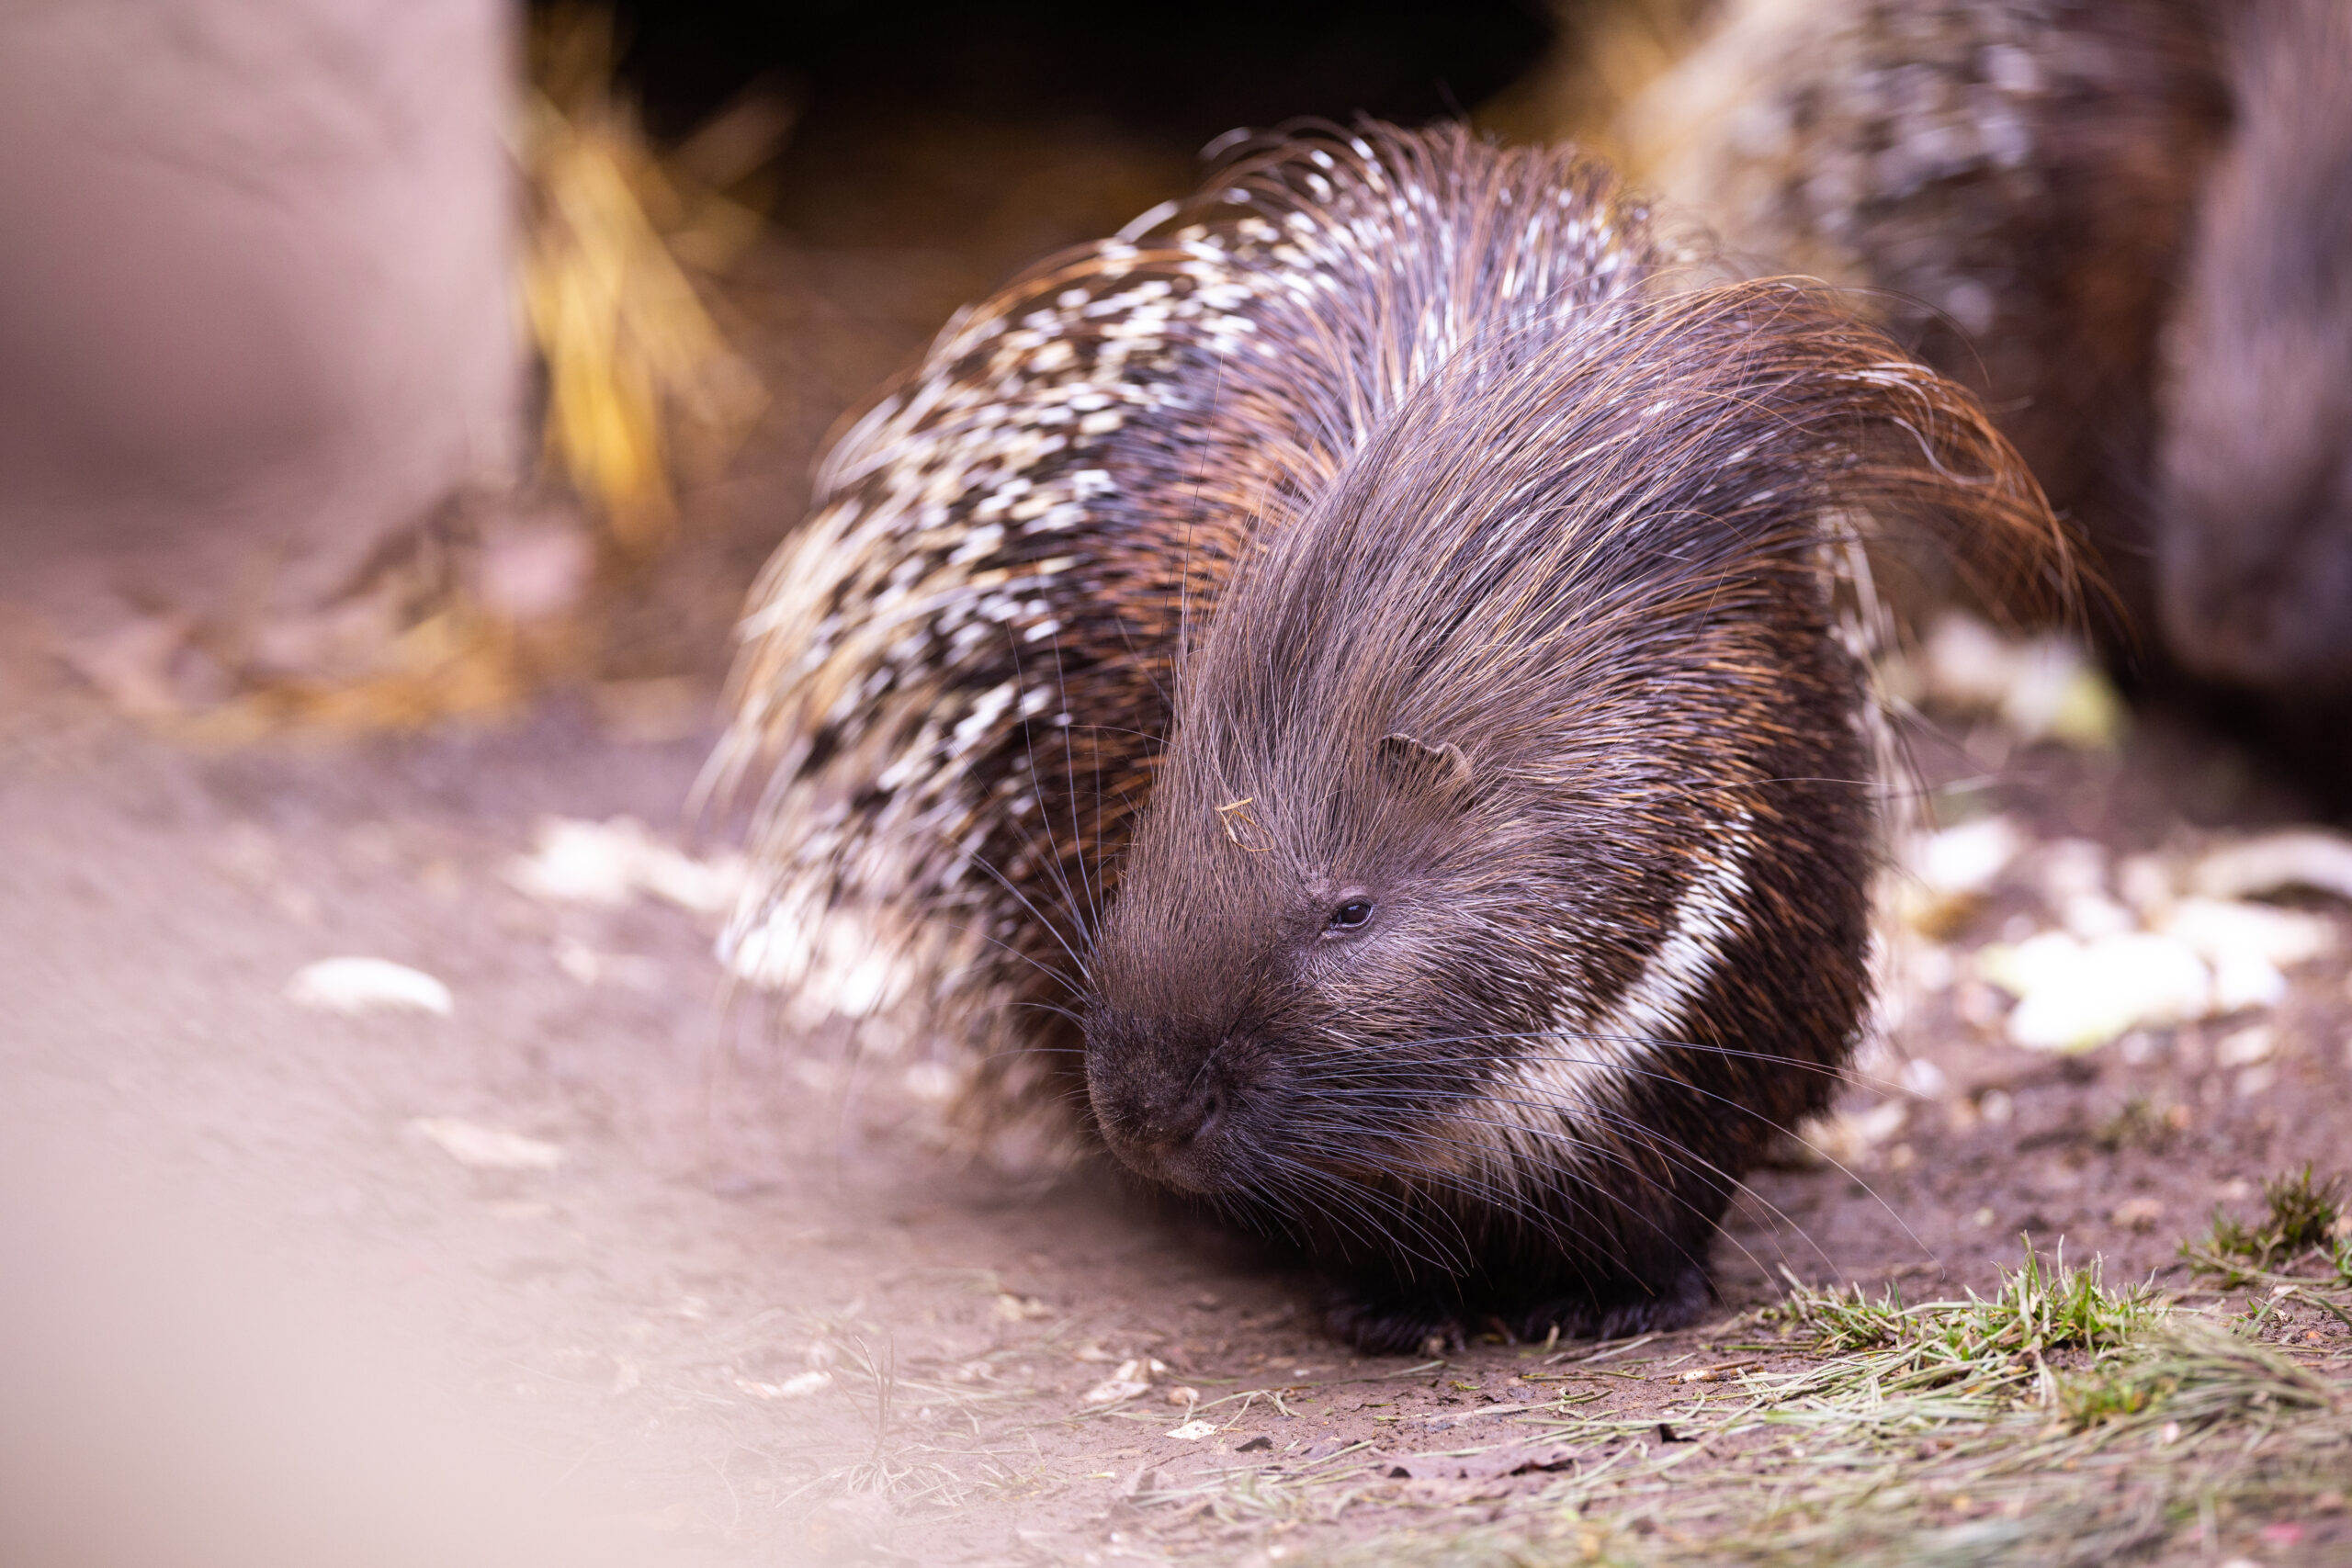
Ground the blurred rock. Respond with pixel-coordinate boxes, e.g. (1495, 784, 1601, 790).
(0, 0, 522, 634)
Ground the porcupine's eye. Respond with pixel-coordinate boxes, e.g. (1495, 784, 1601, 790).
(1327, 897, 1374, 932)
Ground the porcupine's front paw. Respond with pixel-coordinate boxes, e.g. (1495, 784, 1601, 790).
(1505, 1258, 1713, 1345)
(1319, 1257, 1714, 1355)
(1317, 1280, 1473, 1356)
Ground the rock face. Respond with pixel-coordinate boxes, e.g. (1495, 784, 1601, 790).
(0, 0, 521, 634)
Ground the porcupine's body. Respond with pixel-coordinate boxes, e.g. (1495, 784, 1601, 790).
(1623, 0, 2352, 707)
(712, 124, 2061, 1352)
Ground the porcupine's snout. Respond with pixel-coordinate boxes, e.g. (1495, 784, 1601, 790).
(1083, 1009, 1270, 1195)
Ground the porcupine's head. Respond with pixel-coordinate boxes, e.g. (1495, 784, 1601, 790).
(1079, 282, 2064, 1293)
(2155, 0, 2352, 694)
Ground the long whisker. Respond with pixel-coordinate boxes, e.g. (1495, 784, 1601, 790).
(933, 911, 1078, 995)
(1043, 626, 1105, 953)
(995, 624, 1101, 974)
(961, 850, 1091, 986)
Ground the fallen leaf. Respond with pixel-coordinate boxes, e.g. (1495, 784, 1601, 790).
(2162, 897, 2330, 1007)
(504, 817, 645, 906)
(1898, 816, 2025, 933)
(1853, 1100, 1908, 1144)
(1165, 1419, 1219, 1440)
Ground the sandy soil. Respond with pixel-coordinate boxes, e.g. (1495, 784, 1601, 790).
(5, 614, 2348, 1568)
(3, 113, 2347, 1568)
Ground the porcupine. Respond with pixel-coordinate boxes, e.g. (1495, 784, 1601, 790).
(1618, 0, 2352, 705)
(708, 123, 2065, 1352)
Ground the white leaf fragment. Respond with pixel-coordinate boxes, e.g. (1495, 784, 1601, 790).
(286, 957, 453, 1017)
(2187, 829, 2352, 905)
(1899, 1057, 1949, 1099)
(1911, 614, 2125, 747)
(1082, 1378, 1152, 1406)
(1081, 1359, 1156, 1406)
(1979, 931, 2211, 1052)
(504, 816, 746, 916)
(407, 1117, 563, 1171)
(1908, 816, 2023, 897)
(2165, 896, 2332, 974)
(737, 1371, 831, 1400)
(1851, 1100, 1909, 1144)
(1165, 1419, 1220, 1440)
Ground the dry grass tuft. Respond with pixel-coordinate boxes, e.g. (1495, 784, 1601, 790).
(522, 7, 766, 553)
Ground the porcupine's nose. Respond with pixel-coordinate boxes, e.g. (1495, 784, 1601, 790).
(1083, 1023, 1242, 1194)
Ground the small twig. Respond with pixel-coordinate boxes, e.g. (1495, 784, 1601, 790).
(1215, 797, 1273, 851)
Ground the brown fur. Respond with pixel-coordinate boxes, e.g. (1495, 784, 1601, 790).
(1083, 281, 2062, 1348)
(715, 124, 2067, 1349)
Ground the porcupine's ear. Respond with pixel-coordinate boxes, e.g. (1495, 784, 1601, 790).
(1374, 734, 1473, 803)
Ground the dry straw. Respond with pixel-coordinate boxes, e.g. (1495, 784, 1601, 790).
(522, 7, 765, 552)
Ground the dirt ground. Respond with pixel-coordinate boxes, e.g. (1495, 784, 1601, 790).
(3, 112, 2348, 1568)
